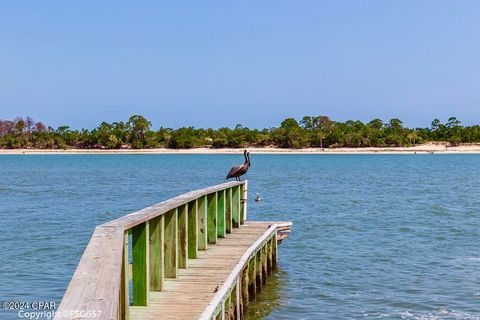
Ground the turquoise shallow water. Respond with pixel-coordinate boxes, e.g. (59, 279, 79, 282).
(0, 154, 479, 319)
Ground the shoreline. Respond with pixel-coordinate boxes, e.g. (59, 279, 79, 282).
(1, 144, 480, 155)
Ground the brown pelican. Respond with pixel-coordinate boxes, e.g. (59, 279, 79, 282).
(226, 150, 250, 181)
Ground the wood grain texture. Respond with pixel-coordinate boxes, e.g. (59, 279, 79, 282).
(232, 186, 240, 228)
(197, 195, 208, 250)
(178, 204, 188, 269)
(225, 188, 232, 234)
(132, 222, 149, 306)
(55, 181, 292, 320)
(129, 222, 277, 320)
(164, 209, 178, 278)
(207, 193, 217, 244)
(217, 190, 226, 238)
(149, 215, 164, 292)
(54, 226, 123, 320)
(187, 200, 198, 259)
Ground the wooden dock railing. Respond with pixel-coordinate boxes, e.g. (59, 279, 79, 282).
(55, 180, 291, 320)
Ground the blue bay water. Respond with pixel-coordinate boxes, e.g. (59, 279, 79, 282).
(0, 154, 479, 319)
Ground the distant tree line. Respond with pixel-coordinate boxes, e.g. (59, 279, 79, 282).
(1, 115, 479, 149)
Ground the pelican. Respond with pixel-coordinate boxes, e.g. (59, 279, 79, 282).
(226, 150, 250, 181)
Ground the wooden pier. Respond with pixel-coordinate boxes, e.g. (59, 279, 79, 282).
(55, 181, 291, 320)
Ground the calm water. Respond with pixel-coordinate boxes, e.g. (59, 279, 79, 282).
(0, 154, 479, 319)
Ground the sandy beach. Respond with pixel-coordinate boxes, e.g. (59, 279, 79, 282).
(1, 143, 480, 155)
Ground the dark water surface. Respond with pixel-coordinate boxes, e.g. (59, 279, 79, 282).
(0, 154, 479, 319)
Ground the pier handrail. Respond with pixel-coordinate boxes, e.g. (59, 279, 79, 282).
(199, 224, 277, 319)
(55, 180, 248, 320)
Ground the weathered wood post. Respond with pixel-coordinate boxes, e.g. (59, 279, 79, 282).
(255, 250, 262, 292)
(120, 232, 129, 320)
(248, 256, 256, 301)
(132, 222, 149, 306)
(262, 245, 268, 285)
(187, 199, 198, 259)
(217, 190, 226, 238)
(207, 193, 218, 244)
(178, 204, 188, 269)
(241, 181, 248, 224)
(198, 195, 208, 250)
(149, 215, 164, 291)
(225, 188, 233, 233)
(232, 186, 241, 227)
(164, 209, 178, 278)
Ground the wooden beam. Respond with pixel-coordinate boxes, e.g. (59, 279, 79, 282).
(197, 195, 208, 250)
(164, 209, 178, 278)
(217, 190, 226, 238)
(120, 231, 129, 320)
(232, 186, 241, 228)
(255, 250, 262, 292)
(241, 267, 249, 316)
(248, 256, 256, 301)
(262, 245, 268, 285)
(149, 215, 164, 292)
(178, 204, 188, 269)
(207, 193, 217, 244)
(132, 222, 149, 306)
(225, 188, 232, 234)
(241, 180, 248, 224)
(187, 199, 198, 259)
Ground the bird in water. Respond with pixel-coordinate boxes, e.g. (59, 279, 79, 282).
(226, 150, 250, 181)
(255, 193, 262, 202)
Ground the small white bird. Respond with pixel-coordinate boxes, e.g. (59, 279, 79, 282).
(255, 193, 262, 202)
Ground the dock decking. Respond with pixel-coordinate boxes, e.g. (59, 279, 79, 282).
(130, 221, 274, 320)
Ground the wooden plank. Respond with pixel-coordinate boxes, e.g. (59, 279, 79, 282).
(235, 277, 241, 320)
(120, 231, 129, 320)
(248, 256, 256, 301)
(241, 180, 248, 224)
(217, 190, 226, 238)
(178, 204, 188, 269)
(197, 195, 208, 250)
(132, 222, 149, 306)
(225, 188, 232, 234)
(232, 186, 240, 228)
(187, 199, 198, 259)
(241, 266, 248, 316)
(164, 209, 178, 278)
(262, 245, 268, 285)
(149, 215, 164, 291)
(54, 226, 124, 320)
(255, 249, 262, 292)
(207, 193, 217, 244)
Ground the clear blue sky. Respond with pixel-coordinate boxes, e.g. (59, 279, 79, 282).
(1, 1, 480, 130)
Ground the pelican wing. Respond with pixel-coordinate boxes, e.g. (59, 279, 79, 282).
(226, 164, 244, 179)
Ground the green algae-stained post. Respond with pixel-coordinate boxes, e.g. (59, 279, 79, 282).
(217, 190, 226, 238)
(164, 209, 178, 278)
(207, 193, 217, 244)
(198, 195, 208, 250)
(121, 232, 129, 320)
(232, 186, 241, 227)
(132, 222, 149, 306)
(178, 204, 188, 269)
(248, 256, 256, 301)
(187, 199, 198, 259)
(225, 188, 233, 233)
(149, 215, 164, 292)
